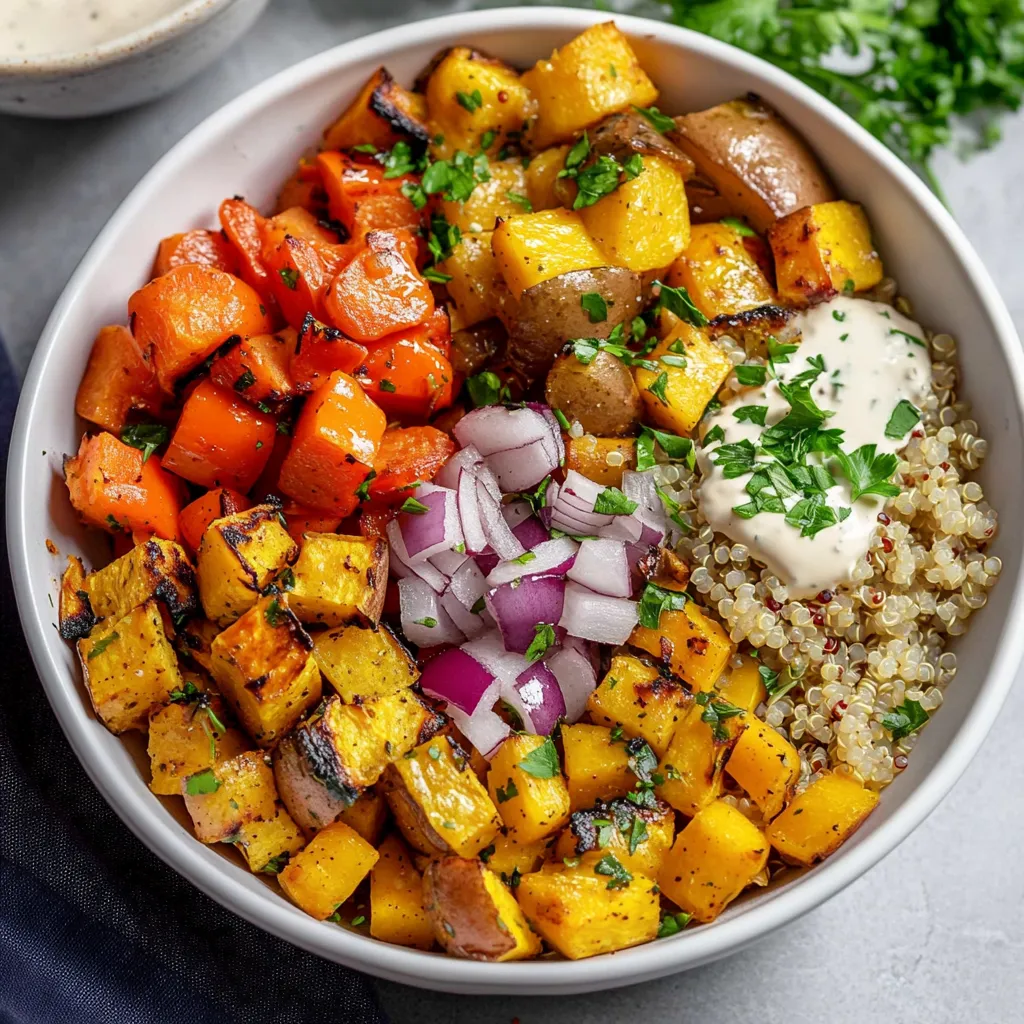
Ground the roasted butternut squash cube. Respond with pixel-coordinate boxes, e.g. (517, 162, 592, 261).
(564, 435, 637, 487)
(766, 771, 878, 865)
(313, 621, 418, 703)
(147, 693, 248, 795)
(516, 859, 660, 959)
(336, 787, 390, 845)
(322, 66, 429, 152)
(629, 598, 734, 692)
(725, 721, 800, 820)
(633, 322, 734, 435)
(369, 833, 435, 950)
(383, 736, 501, 858)
(286, 533, 388, 627)
(769, 200, 883, 305)
(525, 146, 570, 211)
(656, 702, 735, 817)
(562, 723, 635, 811)
(438, 232, 502, 329)
(480, 830, 549, 879)
(278, 820, 379, 920)
(425, 47, 533, 159)
(196, 505, 298, 625)
(522, 22, 658, 149)
(176, 616, 220, 673)
(182, 750, 278, 843)
(58, 555, 97, 640)
(441, 159, 529, 233)
(237, 803, 306, 874)
(78, 600, 183, 734)
(273, 692, 443, 831)
(579, 155, 690, 272)
(83, 537, 197, 625)
(586, 655, 691, 757)
(487, 735, 570, 844)
(658, 799, 769, 922)
(720, 653, 768, 708)
(666, 222, 775, 319)
(209, 594, 322, 747)
(492, 208, 606, 300)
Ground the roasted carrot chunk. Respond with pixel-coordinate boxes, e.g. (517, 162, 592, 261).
(129, 264, 273, 393)
(153, 229, 239, 278)
(317, 152, 420, 241)
(279, 499, 342, 545)
(75, 325, 162, 434)
(209, 329, 299, 408)
(321, 66, 429, 153)
(179, 487, 252, 553)
(261, 233, 330, 331)
(64, 432, 185, 541)
(289, 314, 369, 393)
(249, 430, 291, 501)
(370, 426, 455, 502)
(359, 504, 399, 539)
(359, 337, 454, 418)
(276, 161, 328, 215)
(162, 379, 276, 492)
(219, 198, 273, 297)
(278, 370, 386, 516)
(264, 206, 338, 246)
(324, 231, 434, 342)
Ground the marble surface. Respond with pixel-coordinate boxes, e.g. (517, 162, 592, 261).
(2, 2, 1022, 1020)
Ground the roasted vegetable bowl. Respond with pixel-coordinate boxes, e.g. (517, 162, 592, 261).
(10, 8, 1024, 993)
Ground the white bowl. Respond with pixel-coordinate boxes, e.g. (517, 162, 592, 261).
(8, 6, 1024, 996)
(0, 0, 269, 118)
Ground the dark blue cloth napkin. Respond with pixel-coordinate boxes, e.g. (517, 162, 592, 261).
(0, 341, 388, 1024)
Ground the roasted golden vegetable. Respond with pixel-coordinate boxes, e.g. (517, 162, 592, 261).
(312, 621, 418, 703)
(370, 833, 435, 950)
(480, 830, 549, 879)
(441, 159, 529, 233)
(545, 350, 643, 437)
(564, 435, 637, 486)
(236, 803, 306, 874)
(487, 734, 571, 844)
(58, 555, 97, 641)
(766, 772, 878, 865)
(336, 787, 390, 845)
(525, 145, 570, 210)
(286, 533, 388, 627)
(561, 723, 635, 812)
(438, 233, 502, 330)
(322, 66, 429, 152)
(725, 720, 801, 819)
(182, 750, 278, 843)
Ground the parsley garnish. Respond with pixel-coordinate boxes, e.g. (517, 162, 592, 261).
(646, 371, 670, 406)
(400, 496, 430, 515)
(593, 853, 632, 890)
(832, 444, 900, 500)
(378, 379, 397, 393)
(733, 405, 768, 426)
(264, 598, 286, 627)
(636, 426, 695, 472)
(695, 691, 745, 742)
(422, 266, 453, 284)
(120, 423, 168, 463)
(278, 267, 298, 291)
(882, 698, 929, 739)
(86, 631, 119, 659)
(184, 769, 220, 796)
(506, 190, 533, 211)
(465, 370, 508, 407)
(413, 616, 437, 627)
(525, 623, 557, 663)
(233, 367, 256, 391)
(785, 493, 851, 537)
(516, 736, 561, 778)
(654, 281, 708, 327)
(593, 486, 638, 516)
(637, 582, 689, 629)
(712, 439, 758, 478)
(456, 88, 483, 112)
(735, 363, 768, 387)
(580, 292, 608, 323)
(721, 216, 757, 238)
(632, 104, 676, 133)
(426, 214, 461, 264)
(495, 778, 519, 803)
(354, 469, 376, 503)
(884, 400, 921, 439)
(511, 550, 537, 565)
(628, 815, 649, 855)
(657, 911, 692, 938)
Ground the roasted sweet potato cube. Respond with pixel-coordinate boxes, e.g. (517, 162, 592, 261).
(586, 655, 692, 757)
(322, 66, 429, 152)
(278, 820, 379, 920)
(655, 702, 735, 817)
(479, 830, 549, 879)
(196, 504, 298, 626)
(312, 622, 418, 702)
(487, 735, 570, 845)
(370, 833, 435, 950)
(564, 436, 637, 487)
(209, 594, 321, 747)
(437, 233, 502, 329)
(336, 787, 390, 845)
(725, 720, 801, 820)
(561, 723, 635, 812)
(440, 160, 529, 234)
(78, 600, 183, 735)
(58, 555, 97, 641)
(525, 145, 571, 211)
(423, 856, 541, 961)
(286, 533, 388, 627)
(176, 617, 220, 673)
(236, 803, 306, 874)
(178, 488, 252, 556)
(75, 324, 161, 434)
(658, 799, 769, 922)
(181, 750, 278, 843)
(383, 736, 501, 858)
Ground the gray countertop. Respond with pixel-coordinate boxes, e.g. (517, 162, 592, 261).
(3, 2, 1022, 1021)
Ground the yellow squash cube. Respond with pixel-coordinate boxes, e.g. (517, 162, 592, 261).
(586, 655, 691, 757)
(658, 799, 769, 922)
(209, 594, 322, 747)
(437, 232, 502, 329)
(181, 750, 278, 843)
(197, 505, 298, 626)
(78, 600, 183, 734)
(769, 200, 883, 305)
(719, 653, 768, 707)
(634, 322, 734, 435)
(656, 703, 734, 817)
(766, 771, 878, 865)
(492, 208, 606, 299)
(516, 860, 660, 959)
(525, 145, 570, 211)
(441, 159, 529, 233)
(487, 735, 570, 844)
(522, 22, 658, 149)
(336, 787, 390, 845)
(725, 721, 801, 819)
(278, 820, 379, 920)
(480, 830, 549, 879)
(286, 532, 387, 627)
(666, 222, 775, 319)
(236, 803, 306, 874)
(565, 435, 637, 487)
(312, 621, 418, 703)
(561, 723, 634, 812)
(579, 155, 690, 272)
(370, 833, 435, 950)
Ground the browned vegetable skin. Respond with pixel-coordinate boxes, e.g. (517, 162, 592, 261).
(671, 96, 835, 232)
(545, 349, 642, 437)
(448, 319, 508, 378)
(58, 555, 97, 641)
(321, 66, 429, 152)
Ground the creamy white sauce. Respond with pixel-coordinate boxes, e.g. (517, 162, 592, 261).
(697, 296, 932, 599)
(1, 0, 189, 58)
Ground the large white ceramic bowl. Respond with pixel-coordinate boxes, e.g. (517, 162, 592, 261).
(8, 6, 1024, 996)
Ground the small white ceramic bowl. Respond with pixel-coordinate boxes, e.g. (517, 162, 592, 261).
(0, 0, 269, 118)
(8, 6, 1024, 996)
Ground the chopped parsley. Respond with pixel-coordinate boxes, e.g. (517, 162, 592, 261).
(593, 486, 638, 516)
(184, 769, 220, 796)
(637, 582, 689, 629)
(264, 598, 286, 627)
(632, 103, 676, 133)
(884, 399, 922, 440)
(580, 292, 608, 323)
(734, 363, 768, 387)
(378, 379, 397, 393)
(881, 698, 929, 740)
(636, 426, 695, 472)
(654, 281, 708, 327)
(593, 853, 632, 890)
(495, 778, 519, 803)
(278, 267, 298, 291)
(832, 444, 901, 500)
(516, 736, 561, 779)
(646, 371, 670, 406)
(86, 631, 119, 659)
(506, 190, 533, 210)
(657, 911, 692, 938)
(511, 550, 537, 565)
(422, 266, 453, 284)
(721, 216, 757, 237)
(695, 691, 745, 742)
(425, 214, 461, 264)
(400, 496, 430, 515)
(413, 616, 437, 628)
(628, 815, 649, 855)
(120, 423, 168, 463)
(524, 623, 557, 663)
(890, 327, 926, 347)
(456, 88, 483, 112)
(733, 405, 768, 426)
(466, 370, 508, 407)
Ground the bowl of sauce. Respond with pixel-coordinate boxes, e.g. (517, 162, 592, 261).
(0, 0, 270, 117)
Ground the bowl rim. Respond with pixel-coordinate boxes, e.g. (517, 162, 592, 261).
(0, 0, 236, 75)
(8, 5, 1024, 994)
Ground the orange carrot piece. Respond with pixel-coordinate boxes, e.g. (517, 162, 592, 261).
(219, 198, 273, 297)
(278, 371, 386, 516)
(359, 504, 398, 539)
(209, 329, 300, 408)
(153, 229, 239, 278)
(249, 430, 291, 501)
(261, 233, 330, 331)
(276, 161, 327, 215)
(316, 152, 419, 238)
(64, 432, 185, 541)
(162, 378, 276, 493)
(289, 314, 369, 393)
(358, 337, 454, 419)
(179, 487, 252, 553)
(369, 426, 455, 502)
(75, 325, 162, 434)
(279, 499, 342, 546)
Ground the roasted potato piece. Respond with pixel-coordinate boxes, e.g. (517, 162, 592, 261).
(279, 820, 379, 920)
(766, 772, 879, 865)
(449, 319, 507, 376)
(423, 856, 541, 961)
(181, 750, 278, 843)
(562, 723, 635, 812)
(236, 803, 306, 874)
(78, 600, 183, 734)
(564, 435, 637, 487)
(525, 145, 570, 211)
(522, 22, 658, 149)
(725, 720, 801, 819)
(516, 859, 660, 959)
(196, 504, 298, 626)
(769, 200, 883, 305)
(322, 66, 429, 152)
(209, 594, 322, 748)
(370, 833, 435, 950)
(589, 109, 694, 177)
(312, 622, 418, 703)
(544, 349, 642, 437)
(441, 159, 529, 233)
(487, 735, 571, 844)
(58, 555, 97, 640)
(658, 799, 770, 923)
(438, 233, 503, 331)
(671, 97, 836, 232)
(286, 532, 388, 627)
(383, 735, 501, 858)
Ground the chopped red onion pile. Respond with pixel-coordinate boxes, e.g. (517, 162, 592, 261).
(392, 403, 670, 755)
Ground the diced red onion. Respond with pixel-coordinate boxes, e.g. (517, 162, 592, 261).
(429, 546, 469, 577)
(456, 468, 488, 555)
(598, 514, 643, 543)
(547, 645, 598, 723)
(398, 577, 465, 646)
(502, 662, 566, 735)
(418, 645, 495, 714)
(477, 481, 526, 561)
(453, 405, 551, 457)
(398, 486, 462, 562)
(435, 444, 482, 490)
(512, 516, 549, 549)
(486, 436, 559, 492)
(550, 504, 610, 536)
(448, 558, 487, 610)
(561, 470, 605, 510)
(527, 403, 566, 465)
(387, 520, 447, 592)
(462, 632, 530, 687)
(476, 464, 503, 504)
(623, 470, 668, 543)
(485, 575, 566, 654)
(485, 537, 578, 587)
(567, 538, 632, 598)
(441, 590, 489, 638)
(563, 633, 600, 673)
(446, 703, 509, 760)
(502, 501, 533, 529)
(475, 551, 500, 576)
(558, 581, 639, 644)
